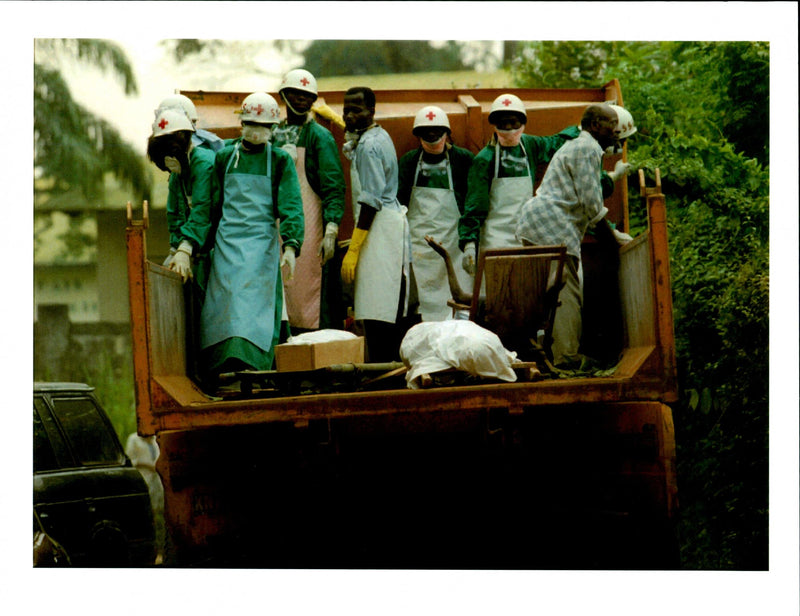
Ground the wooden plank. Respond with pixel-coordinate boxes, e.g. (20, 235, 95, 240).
(619, 233, 655, 349)
(126, 223, 154, 434)
(147, 264, 186, 377)
(646, 190, 679, 396)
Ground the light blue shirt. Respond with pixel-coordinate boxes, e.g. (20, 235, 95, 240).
(353, 126, 401, 212)
(515, 130, 608, 259)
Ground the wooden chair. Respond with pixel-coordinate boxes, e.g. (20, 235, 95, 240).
(426, 237, 567, 363)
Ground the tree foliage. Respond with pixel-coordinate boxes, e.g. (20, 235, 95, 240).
(301, 40, 473, 77)
(34, 39, 151, 202)
(513, 41, 770, 569)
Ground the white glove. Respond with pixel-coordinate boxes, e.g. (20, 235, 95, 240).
(318, 222, 339, 265)
(162, 246, 177, 267)
(609, 160, 632, 182)
(461, 242, 477, 276)
(281, 245, 297, 280)
(613, 228, 634, 244)
(169, 240, 193, 282)
(281, 143, 298, 163)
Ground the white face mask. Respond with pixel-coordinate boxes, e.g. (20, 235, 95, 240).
(164, 156, 182, 174)
(242, 124, 272, 145)
(496, 126, 525, 147)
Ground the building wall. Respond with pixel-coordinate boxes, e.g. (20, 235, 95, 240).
(34, 264, 98, 323)
(96, 209, 170, 323)
(35, 209, 170, 325)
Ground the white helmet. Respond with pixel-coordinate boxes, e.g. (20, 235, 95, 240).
(609, 104, 637, 139)
(489, 93, 527, 124)
(239, 92, 281, 124)
(279, 69, 318, 97)
(152, 108, 194, 138)
(155, 93, 198, 123)
(413, 105, 451, 135)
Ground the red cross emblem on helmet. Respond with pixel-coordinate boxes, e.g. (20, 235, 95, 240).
(300, 77, 309, 86)
(426, 111, 436, 121)
(502, 98, 512, 107)
(158, 118, 168, 129)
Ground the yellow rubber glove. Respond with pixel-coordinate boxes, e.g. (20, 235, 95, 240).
(341, 227, 369, 285)
(312, 97, 346, 129)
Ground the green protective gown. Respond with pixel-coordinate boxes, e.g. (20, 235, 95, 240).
(202, 142, 305, 375)
(458, 126, 581, 250)
(271, 118, 347, 330)
(397, 144, 475, 212)
(165, 145, 217, 289)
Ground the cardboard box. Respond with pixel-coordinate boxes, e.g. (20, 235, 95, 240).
(274, 336, 365, 372)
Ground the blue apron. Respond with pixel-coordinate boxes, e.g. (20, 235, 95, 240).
(201, 144, 280, 352)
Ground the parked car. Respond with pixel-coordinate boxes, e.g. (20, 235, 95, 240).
(34, 382, 156, 566)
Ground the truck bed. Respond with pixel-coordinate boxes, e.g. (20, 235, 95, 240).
(126, 86, 679, 567)
(127, 193, 676, 436)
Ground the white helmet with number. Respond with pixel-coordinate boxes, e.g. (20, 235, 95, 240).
(608, 104, 637, 139)
(152, 108, 195, 138)
(239, 92, 281, 124)
(413, 105, 451, 134)
(489, 93, 527, 124)
(279, 69, 318, 97)
(155, 93, 198, 123)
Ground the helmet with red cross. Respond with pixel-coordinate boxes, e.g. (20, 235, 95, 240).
(413, 105, 451, 136)
(239, 92, 281, 125)
(155, 93, 198, 123)
(279, 69, 318, 98)
(488, 93, 527, 125)
(152, 108, 194, 138)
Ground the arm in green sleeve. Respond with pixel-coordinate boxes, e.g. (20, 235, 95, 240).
(527, 124, 582, 166)
(177, 148, 215, 252)
(450, 146, 475, 214)
(600, 170, 614, 199)
(273, 147, 305, 256)
(396, 149, 418, 207)
(458, 150, 491, 250)
(166, 174, 188, 248)
(307, 126, 346, 226)
(207, 147, 231, 245)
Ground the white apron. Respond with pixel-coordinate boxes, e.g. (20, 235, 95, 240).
(350, 159, 409, 323)
(479, 142, 532, 252)
(407, 153, 471, 321)
(283, 146, 323, 329)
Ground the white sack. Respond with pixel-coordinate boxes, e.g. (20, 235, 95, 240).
(400, 320, 518, 389)
(284, 329, 358, 345)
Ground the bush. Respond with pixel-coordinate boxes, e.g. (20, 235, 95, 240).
(513, 41, 770, 569)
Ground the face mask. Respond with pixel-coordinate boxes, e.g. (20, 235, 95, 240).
(164, 156, 182, 174)
(242, 125, 272, 145)
(496, 126, 524, 147)
(421, 134, 447, 155)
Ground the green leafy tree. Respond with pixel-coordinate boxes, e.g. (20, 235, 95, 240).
(301, 40, 473, 77)
(512, 41, 621, 88)
(512, 41, 770, 569)
(34, 39, 151, 202)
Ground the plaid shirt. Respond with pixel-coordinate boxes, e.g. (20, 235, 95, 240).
(515, 130, 608, 259)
